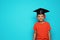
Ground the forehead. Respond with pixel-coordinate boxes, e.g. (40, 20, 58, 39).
(37, 14, 44, 16)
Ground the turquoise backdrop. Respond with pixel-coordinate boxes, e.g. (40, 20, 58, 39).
(0, 0, 60, 40)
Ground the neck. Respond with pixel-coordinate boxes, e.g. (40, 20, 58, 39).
(38, 20, 45, 22)
(38, 21, 45, 24)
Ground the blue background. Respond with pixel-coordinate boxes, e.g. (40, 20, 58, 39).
(0, 0, 60, 40)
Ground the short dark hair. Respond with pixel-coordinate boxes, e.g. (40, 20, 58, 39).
(37, 14, 45, 16)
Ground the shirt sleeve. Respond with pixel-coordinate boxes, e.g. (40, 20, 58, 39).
(47, 23, 51, 31)
(33, 23, 37, 31)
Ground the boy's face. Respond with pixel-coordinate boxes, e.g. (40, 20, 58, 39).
(37, 14, 45, 22)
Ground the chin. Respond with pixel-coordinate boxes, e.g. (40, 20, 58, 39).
(39, 20, 43, 22)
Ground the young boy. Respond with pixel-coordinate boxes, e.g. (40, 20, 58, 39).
(33, 8, 51, 40)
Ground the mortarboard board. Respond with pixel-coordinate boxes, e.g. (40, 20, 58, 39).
(33, 8, 49, 15)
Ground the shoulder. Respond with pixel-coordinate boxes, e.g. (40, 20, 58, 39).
(45, 21, 50, 25)
(34, 22, 39, 25)
(45, 21, 50, 24)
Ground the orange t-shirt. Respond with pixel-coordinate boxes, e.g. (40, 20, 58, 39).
(33, 22, 51, 39)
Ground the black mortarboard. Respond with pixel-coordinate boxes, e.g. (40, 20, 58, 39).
(33, 8, 49, 15)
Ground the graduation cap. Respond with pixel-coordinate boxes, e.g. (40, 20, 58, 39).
(33, 8, 49, 15)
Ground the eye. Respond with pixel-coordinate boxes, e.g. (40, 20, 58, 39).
(41, 16, 44, 17)
(37, 16, 40, 17)
(38, 16, 40, 17)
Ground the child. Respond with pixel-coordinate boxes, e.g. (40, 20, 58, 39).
(33, 8, 51, 40)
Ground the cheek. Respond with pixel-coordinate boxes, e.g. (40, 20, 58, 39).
(41, 17, 44, 19)
(37, 17, 40, 20)
(44, 16, 45, 18)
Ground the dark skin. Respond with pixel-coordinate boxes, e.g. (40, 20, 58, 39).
(33, 14, 50, 40)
